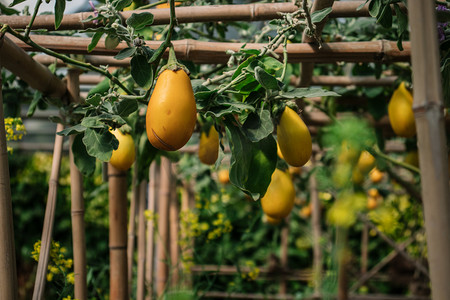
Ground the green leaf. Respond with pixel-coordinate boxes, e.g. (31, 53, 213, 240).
(27, 91, 42, 117)
(254, 66, 280, 91)
(81, 117, 105, 129)
(54, 0, 66, 30)
(368, 0, 381, 18)
(113, 0, 133, 11)
(9, 0, 26, 7)
(126, 12, 154, 30)
(58, 124, 87, 136)
(72, 133, 96, 176)
(88, 32, 103, 52)
(280, 87, 340, 99)
(114, 47, 137, 60)
(86, 94, 102, 106)
(113, 98, 138, 117)
(0, 3, 19, 15)
(82, 128, 118, 162)
(259, 56, 284, 76)
(357, 0, 370, 11)
(205, 101, 254, 118)
(241, 110, 274, 142)
(226, 123, 277, 199)
(131, 55, 152, 88)
(311, 7, 333, 23)
(377, 3, 392, 28)
(394, 4, 408, 51)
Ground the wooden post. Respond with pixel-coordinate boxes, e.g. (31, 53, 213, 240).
(156, 157, 172, 296)
(407, 2, 450, 299)
(309, 159, 322, 297)
(181, 181, 195, 288)
(336, 227, 348, 300)
(0, 64, 18, 300)
(146, 162, 159, 300)
(127, 166, 139, 295)
(137, 180, 148, 300)
(169, 171, 180, 287)
(360, 223, 369, 276)
(67, 68, 87, 300)
(279, 219, 289, 295)
(108, 164, 128, 300)
(32, 123, 65, 300)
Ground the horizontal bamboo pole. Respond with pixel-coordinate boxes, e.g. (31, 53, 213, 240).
(10, 34, 411, 64)
(199, 292, 430, 300)
(0, 36, 66, 97)
(0, 2, 375, 31)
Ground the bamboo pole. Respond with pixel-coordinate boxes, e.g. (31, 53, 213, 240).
(76, 73, 398, 87)
(31, 123, 65, 300)
(137, 180, 148, 300)
(67, 68, 88, 300)
(360, 223, 369, 275)
(0, 36, 66, 98)
(279, 219, 289, 295)
(10, 35, 411, 64)
(299, 0, 335, 87)
(127, 166, 139, 295)
(156, 157, 172, 296)
(0, 64, 18, 300)
(309, 157, 322, 297)
(108, 163, 129, 300)
(407, 2, 450, 299)
(0, 2, 376, 31)
(146, 162, 159, 300)
(181, 181, 195, 287)
(169, 171, 180, 287)
(336, 227, 349, 300)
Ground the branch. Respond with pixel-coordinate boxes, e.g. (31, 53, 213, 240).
(301, 0, 322, 48)
(25, 0, 43, 39)
(371, 147, 420, 174)
(4, 26, 134, 96)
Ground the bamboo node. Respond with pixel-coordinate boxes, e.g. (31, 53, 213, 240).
(109, 245, 127, 250)
(71, 209, 85, 216)
(412, 102, 445, 115)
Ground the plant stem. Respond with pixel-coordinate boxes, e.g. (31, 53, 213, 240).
(4, 25, 134, 96)
(371, 147, 420, 174)
(279, 38, 289, 83)
(25, 0, 43, 39)
(138, 0, 168, 10)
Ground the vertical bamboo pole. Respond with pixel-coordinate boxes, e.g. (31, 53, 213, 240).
(156, 157, 172, 296)
(310, 160, 322, 297)
(336, 227, 349, 300)
(32, 123, 65, 300)
(407, 2, 450, 299)
(127, 166, 139, 295)
(181, 180, 195, 288)
(169, 173, 180, 287)
(137, 180, 148, 300)
(0, 66, 18, 300)
(146, 162, 159, 300)
(279, 219, 289, 295)
(108, 164, 129, 300)
(67, 68, 87, 300)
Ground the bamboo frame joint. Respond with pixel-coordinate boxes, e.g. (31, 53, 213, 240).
(412, 102, 445, 115)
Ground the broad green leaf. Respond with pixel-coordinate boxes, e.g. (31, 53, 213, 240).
(9, 0, 26, 7)
(226, 123, 277, 199)
(377, 3, 392, 28)
(88, 32, 103, 52)
(0, 3, 19, 15)
(259, 56, 284, 76)
(205, 101, 254, 118)
(254, 66, 280, 91)
(368, 0, 381, 18)
(280, 87, 340, 99)
(131, 55, 152, 88)
(394, 4, 408, 51)
(241, 110, 274, 142)
(311, 7, 332, 23)
(126, 12, 154, 30)
(357, 0, 370, 11)
(86, 94, 102, 106)
(232, 55, 256, 80)
(82, 128, 118, 162)
(113, 98, 138, 117)
(58, 124, 87, 136)
(81, 116, 105, 129)
(113, 0, 133, 11)
(54, 0, 66, 30)
(27, 91, 42, 117)
(114, 47, 137, 60)
(72, 133, 96, 176)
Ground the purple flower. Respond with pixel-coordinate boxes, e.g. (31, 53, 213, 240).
(437, 5, 449, 42)
(89, 1, 99, 24)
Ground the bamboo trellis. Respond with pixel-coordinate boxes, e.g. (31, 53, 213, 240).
(0, 1, 390, 31)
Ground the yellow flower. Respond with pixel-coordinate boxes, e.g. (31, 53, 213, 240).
(66, 272, 75, 284)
